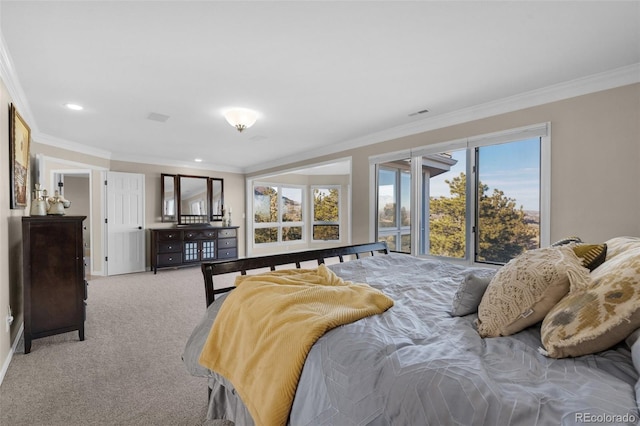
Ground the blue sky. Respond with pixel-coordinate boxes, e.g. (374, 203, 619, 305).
(430, 137, 540, 211)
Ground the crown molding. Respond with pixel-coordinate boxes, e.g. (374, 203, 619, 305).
(36, 131, 244, 174)
(109, 152, 244, 174)
(0, 30, 37, 131)
(243, 63, 640, 174)
(34, 132, 113, 160)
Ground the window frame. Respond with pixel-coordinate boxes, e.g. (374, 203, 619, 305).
(370, 123, 550, 265)
(311, 185, 342, 242)
(376, 164, 412, 252)
(252, 182, 306, 246)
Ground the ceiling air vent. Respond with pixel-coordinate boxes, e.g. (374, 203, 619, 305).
(408, 109, 429, 117)
(147, 112, 170, 123)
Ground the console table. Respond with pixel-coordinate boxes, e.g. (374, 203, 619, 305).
(150, 226, 239, 273)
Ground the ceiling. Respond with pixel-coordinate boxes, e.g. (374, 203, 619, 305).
(1, 1, 639, 174)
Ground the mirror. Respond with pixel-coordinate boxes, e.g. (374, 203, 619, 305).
(161, 174, 177, 222)
(211, 178, 223, 220)
(161, 174, 224, 224)
(179, 175, 209, 224)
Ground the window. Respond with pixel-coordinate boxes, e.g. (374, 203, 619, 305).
(474, 139, 540, 263)
(377, 162, 411, 252)
(424, 150, 466, 258)
(312, 186, 341, 241)
(372, 123, 549, 264)
(254, 184, 304, 244)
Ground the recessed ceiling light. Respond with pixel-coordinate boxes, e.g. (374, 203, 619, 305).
(194, 158, 203, 163)
(64, 103, 84, 111)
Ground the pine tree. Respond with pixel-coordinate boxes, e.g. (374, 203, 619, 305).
(313, 188, 339, 240)
(429, 173, 538, 261)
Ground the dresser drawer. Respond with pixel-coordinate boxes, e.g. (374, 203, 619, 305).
(201, 229, 217, 239)
(184, 230, 217, 240)
(218, 228, 237, 238)
(218, 237, 237, 249)
(157, 230, 181, 241)
(157, 242, 181, 253)
(217, 247, 237, 259)
(183, 230, 201, 240)
(157, 253, 182, 266)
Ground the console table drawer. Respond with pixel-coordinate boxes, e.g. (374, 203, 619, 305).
(184, 230, 217, 240)
(218, 228, 237, 239)
(157, 253, 182, 266)
(183, 231, 201, 240)
(157, 231, 181, 241)
(218, 237, 237, 249)
(217, 247, 237, 259)
(157, 242, 181, 253)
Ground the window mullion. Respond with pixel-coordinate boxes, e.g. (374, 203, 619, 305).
(411, 154, 422, 257)
(468, 148, 477, 263)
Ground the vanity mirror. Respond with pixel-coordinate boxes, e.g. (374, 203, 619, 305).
(161, 174, 177, 222)
(211, 178, 223, 219)
(161, 174, 224, 224)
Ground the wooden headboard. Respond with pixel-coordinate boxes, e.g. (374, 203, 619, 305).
(200, 242, 389, 307)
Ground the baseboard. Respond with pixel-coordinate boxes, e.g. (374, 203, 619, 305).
(0, 322, 23, 386)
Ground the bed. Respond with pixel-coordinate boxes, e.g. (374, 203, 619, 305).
(182, 239, 640, 425)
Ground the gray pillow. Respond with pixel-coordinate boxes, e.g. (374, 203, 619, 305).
(451, 271, 496, 317)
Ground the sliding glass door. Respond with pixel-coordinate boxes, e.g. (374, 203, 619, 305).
(373, 124, 548, 265)
(377, 162, 411, 253)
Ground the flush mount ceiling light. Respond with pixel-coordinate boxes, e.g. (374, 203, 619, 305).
(223, 108, 258, 133)
(64, 103, 84, 111)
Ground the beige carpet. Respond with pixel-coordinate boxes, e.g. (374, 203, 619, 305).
(0, 266, 237, 426)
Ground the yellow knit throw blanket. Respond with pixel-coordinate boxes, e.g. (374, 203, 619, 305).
(198, 264, 394, 426)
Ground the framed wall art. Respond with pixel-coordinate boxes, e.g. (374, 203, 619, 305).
(9, 103, 31, 209)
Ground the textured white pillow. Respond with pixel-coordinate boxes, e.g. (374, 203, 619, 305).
(451, 271, 496, 317)
(603, 236, 640, 261)
(476, 245, 592, 338)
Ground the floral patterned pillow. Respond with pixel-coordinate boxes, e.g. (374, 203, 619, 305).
(540, 245, 640, 358)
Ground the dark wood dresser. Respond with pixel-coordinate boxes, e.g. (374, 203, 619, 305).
(22, 216, 87, 353)
(150, 226, 239, 273)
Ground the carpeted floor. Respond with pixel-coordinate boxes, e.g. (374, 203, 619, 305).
(0, 266, 236, 426)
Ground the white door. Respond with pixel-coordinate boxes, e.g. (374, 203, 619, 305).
(106, 171, 145, 275)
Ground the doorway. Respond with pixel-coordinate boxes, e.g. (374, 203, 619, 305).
(52, 171, 92, 277)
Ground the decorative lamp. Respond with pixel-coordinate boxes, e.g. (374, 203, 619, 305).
(224, 108, 258, 132)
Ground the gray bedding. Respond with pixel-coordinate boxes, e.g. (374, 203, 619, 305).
(183, 253, 640, 425)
